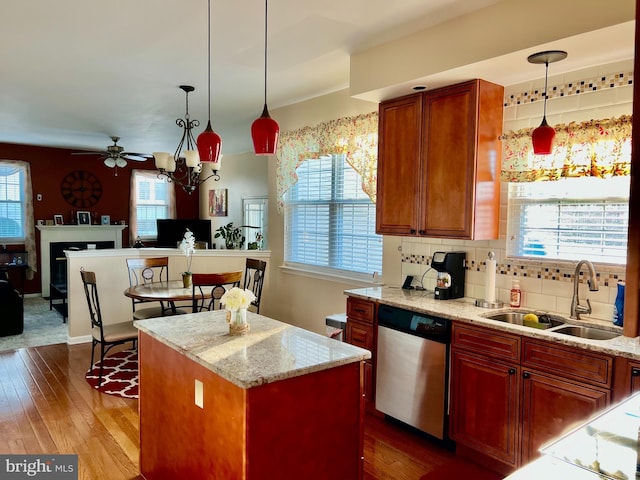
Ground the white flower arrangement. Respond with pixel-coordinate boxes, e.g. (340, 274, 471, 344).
(179, 228, 196, 274)
(220, 287, 256, 312)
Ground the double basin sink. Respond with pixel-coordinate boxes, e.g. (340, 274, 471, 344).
(481, 310, 621, 341)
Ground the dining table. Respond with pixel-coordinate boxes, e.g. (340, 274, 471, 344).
(124, 280, 210, 314)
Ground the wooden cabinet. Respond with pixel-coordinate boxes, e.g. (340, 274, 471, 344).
(612, 357, 640, 400)
(376, 79, 504, 239)
(345, 297, 376, 410)
(451, 324, 613, 473)
(450, 349, 520, 467)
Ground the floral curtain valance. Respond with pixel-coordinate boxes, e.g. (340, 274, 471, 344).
(276, 112, 378, 212)
(500, 115, 632, 182)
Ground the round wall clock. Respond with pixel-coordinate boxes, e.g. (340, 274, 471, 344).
(61, 170, 102, 208)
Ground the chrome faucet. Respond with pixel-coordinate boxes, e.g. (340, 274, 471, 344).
(570, 260, 599, 319)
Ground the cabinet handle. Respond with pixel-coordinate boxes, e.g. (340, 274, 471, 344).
(508, 368, 516, 375)
(410, 229, 416, 234)
(632, 368, 640, 377)
(523, 372, 530, 379)
(418, 230, 426, 235)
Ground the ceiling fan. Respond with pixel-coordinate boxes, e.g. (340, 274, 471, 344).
(72, 136, 153, 169)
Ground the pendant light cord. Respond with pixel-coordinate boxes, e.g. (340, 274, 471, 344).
(543, 61, 549, 118)
(263, 0, 268, 107)
(207, 0, 212, 122)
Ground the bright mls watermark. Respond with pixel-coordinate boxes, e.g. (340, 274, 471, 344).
(0, 455, 77, 479)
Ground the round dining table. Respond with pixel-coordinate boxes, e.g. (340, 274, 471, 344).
(124, 280, 211, 314)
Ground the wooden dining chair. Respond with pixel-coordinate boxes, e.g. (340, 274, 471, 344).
(243, 258, 267, 314)
(126, 257, 187, 319)
(81, 269, 138, 386)
(191, 271, 243, 313)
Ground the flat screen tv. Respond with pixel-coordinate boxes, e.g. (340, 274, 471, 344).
(156, 219, 213, 248)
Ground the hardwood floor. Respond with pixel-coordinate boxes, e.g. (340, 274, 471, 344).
(0, 343, 501, 480)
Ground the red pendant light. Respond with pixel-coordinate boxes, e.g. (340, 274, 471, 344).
(251, 0, 279, 156)
(197, 0, 222, 166)
(528, 50, 567, 155)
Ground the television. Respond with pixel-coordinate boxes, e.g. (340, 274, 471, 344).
(156, 219, 213, 248)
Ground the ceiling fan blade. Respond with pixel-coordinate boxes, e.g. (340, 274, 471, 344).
(123, 155, 149, 162)
(123, 152, 153, 158)
(72, 151, 106, 156)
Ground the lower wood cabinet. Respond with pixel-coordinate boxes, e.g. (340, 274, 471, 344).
(450, 350, 520, 467)
(345, 297, 376, 410)
(450, 323, 613, 473)
(520, 369, 609, 465)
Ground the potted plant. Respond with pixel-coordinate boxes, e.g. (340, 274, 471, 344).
(214, 222, 245, 249)
(179, 229, 195, 287)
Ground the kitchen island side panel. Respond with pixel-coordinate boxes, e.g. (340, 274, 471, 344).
(139, 331, 365, 479)
(139, 331, 247, 479)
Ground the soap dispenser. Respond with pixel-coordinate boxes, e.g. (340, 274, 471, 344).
(510, 280, 522, 308)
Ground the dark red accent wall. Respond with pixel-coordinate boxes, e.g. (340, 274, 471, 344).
(0, 142, 199, 294)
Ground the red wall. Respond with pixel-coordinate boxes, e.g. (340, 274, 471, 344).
(0, 142, 199, 294)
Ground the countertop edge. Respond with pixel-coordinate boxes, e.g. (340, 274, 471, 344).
(344, 287, 640, 359)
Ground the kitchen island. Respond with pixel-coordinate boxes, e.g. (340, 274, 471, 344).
(134, 310, 371, 480)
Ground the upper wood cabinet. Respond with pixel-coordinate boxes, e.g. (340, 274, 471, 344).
(376, 79, 504, 239)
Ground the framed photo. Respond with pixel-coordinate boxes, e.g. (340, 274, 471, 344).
(53, 214, 64, 225)
(77, 211, 91, 225)
(208, 189, 228, 217)
(101, 215, 110, 225)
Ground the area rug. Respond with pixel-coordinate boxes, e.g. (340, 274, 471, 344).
(85, 349, 139, 399)
(419, 459, 502, 480)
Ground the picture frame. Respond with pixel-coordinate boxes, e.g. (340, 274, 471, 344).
(101, 215, 110, 225)
(77, 211, 91, 225)
(208, 189, 228, 217)
(53, 214, 64, 225)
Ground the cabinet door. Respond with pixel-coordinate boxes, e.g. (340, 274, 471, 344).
(521, 370, 609, 464)
(450, 350, 520, 467)
(376, 93, 423, 235)
(420, 82, 477, 238)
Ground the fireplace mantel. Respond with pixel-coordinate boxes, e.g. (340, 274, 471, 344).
(37, 225, 126, 296)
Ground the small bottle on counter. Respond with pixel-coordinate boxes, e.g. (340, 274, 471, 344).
(510, 279, 522, 308)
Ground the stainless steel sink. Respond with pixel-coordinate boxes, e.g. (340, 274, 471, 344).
(482, 310, 565, 329)
(551, 325, 620, 340)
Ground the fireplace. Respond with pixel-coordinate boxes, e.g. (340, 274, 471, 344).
(37, 225, 126, 297)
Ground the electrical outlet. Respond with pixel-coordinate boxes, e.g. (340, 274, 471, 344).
(195, 379, 203, 408)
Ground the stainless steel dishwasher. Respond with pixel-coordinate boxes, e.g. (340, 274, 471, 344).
(375, 304, 451, 440)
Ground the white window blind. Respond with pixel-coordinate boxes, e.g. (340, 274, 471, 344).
(134, 172, 171, 239)
(0, 165, 25, 240)
(507, 176, 629, 264)
(285, 154, 382, 277)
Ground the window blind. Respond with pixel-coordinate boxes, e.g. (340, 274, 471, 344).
(285, 154, 382, 276)
(0, 165, 25, 240)
(507, 177, 629, 264)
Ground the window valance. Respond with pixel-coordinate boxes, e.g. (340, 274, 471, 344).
(500, 115, 632, 182)
(276, 112, 378, 212)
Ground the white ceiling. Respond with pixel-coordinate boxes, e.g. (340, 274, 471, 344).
(0, 0, 634, 158)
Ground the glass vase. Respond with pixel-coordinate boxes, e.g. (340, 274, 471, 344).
(228, 308, 249, 335)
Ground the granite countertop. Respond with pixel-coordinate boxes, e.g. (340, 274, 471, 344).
(134, 310, 371, 389)
(345, 286, 640, 359)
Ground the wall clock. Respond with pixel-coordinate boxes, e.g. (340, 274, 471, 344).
(61, 170, 102, 208)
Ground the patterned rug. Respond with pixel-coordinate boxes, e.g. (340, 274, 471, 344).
(85, 349, 139, 399)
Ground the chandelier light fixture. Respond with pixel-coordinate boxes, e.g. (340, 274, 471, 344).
(527, 50, 567, 155)
(197, 0, 222, 165)
(154, 85, 221, 194)
(251, 0, 279, 156)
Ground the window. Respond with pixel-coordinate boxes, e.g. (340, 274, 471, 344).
(131, 170, 174, 240)
(285, 154, 382, 277)
(507, 176, 629, 264)
(243, 197, 267, 249)
(0, 164, 26, 241)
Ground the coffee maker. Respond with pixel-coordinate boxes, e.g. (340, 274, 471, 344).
(431, 251, 466, 300)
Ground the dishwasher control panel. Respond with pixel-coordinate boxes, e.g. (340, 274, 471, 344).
(378, 304, 449, 341)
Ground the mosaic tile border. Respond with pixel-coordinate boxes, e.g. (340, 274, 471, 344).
(402, 254, 624, 287)
(503, 72, 634, 107)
